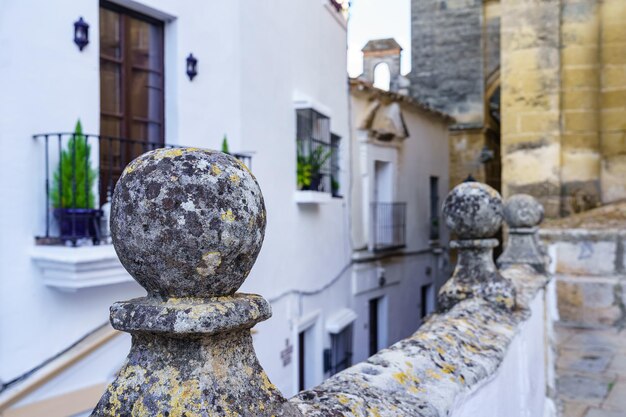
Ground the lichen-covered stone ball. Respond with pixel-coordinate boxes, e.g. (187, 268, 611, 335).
(443, 182, 503, 239)
(503, 194, 544, 228)
(110, 148, 266, 298)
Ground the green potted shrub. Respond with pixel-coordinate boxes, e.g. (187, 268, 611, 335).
(296, 140, 332, 191)
(50, 120, 102, 244)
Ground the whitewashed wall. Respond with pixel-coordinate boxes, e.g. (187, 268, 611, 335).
(0, 0, 351, 405)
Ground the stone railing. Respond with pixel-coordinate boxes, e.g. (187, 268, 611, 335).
(90, 148, 554, 417)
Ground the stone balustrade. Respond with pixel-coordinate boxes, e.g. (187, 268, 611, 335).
(91, 148, 553, 417)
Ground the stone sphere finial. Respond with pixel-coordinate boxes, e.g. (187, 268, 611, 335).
(442, 182, 503, 239)
(110, 148, 266, 298)
(503, 194, 544, 228)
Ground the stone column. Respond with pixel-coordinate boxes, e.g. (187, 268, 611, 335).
(438, 181, 517, 311)
(497, 194, 546, 272)
(91, 148, 300, 416)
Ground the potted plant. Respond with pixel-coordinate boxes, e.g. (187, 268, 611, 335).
(50, 120, 102, 244)
(296, 141, 332, 191)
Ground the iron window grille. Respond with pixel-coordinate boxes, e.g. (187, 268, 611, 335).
(326, 324, 353, 376)
(33, 133, 252, 246)
(296, 108, 339, 194)
(370, 202, 407, 251)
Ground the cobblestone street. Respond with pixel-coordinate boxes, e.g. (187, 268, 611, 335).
(557, 324, 626, 417)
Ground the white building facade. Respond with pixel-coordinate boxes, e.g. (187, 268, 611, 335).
(0, 4, 449, 415)
(348, 39, 452, 366)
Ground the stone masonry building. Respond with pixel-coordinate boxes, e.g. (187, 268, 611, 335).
(410, 0, 626, 218)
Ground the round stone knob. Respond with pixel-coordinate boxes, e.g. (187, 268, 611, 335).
(503, 194, 544, 228)
(110, 148, 266, 298)
(442, 182, 503, 239)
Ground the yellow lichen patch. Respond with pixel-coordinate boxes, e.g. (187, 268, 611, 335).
(464, 343, 479, 353)
(393, 371, 409, 385)
(426, 369, 442, 380)
(436, 346, 446, 356)
(260, 371, 276, 393)
(368, 406, 382, 417)
(229, 173, 241, 185)
(122, 158, 144, 176)
(337, 394, 350, 405)
(221, 209, 236, 222)
(443, 334, 455, 344)
(196, 252, 221, 276)
(442, 363, 456, 374)
(152, 148, 184, 160)
(211, 164, 222, 175)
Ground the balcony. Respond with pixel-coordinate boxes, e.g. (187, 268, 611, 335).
(33, 132, 252, 247)
(370, 202, 407, 252)
(31, 131, 252, 289)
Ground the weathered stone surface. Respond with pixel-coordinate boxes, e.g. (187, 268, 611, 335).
(111, 148, 266, 298)
(438, 182, 517, 311)
(410, 0, 485, 124)
(92, 148, 297, 417)
(498, 194, 547, 271)
(93, 330, 298, 416)
(503, 194, 544, 228)
(442, 182, 503, 239)
(290, 271, 547, 416)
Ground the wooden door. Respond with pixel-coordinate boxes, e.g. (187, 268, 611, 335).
(99, 1, 164, 203)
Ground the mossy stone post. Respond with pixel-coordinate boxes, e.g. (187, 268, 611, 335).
(497, 194, 546, 272)
(438, 182, 517, 311)
(91, 148, 300, 416)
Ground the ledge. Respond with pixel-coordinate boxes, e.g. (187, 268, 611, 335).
(294, 190, 333, 204)
(30, 245, 133, 291)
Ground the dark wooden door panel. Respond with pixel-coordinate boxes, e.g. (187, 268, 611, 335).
(99, 1, 164, 202)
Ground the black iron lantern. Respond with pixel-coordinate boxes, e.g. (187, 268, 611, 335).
(186, 54, 198, 81)
(74, 17, 89, 51)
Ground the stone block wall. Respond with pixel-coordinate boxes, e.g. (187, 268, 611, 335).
(411, 0, 626, 213)
(410, 0, 484, 125)
(541, 229, 626, 328)
(599, 0, 626, 204)
(500, 0, 562, 218)
(560, 0, 602, 214)
(499, 0, 626, 214)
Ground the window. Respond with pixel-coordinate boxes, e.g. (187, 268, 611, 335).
(430, 176, 440, 240)
(296, 109, 336, 193)
(99, 1, 165, 202)
(328, 324, 353, 376)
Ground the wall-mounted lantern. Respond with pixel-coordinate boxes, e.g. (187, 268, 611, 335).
(186, 54, 198, 81)
(74, 17, 89, 51)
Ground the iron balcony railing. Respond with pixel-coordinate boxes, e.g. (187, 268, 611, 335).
(370, 202, 407, 252)
(33, 132, 252, 246)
